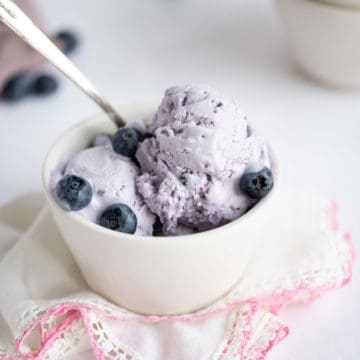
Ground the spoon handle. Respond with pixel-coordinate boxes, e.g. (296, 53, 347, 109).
(0, 0, 125, 127)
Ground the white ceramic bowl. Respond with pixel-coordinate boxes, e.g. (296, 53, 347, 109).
(43, 106, 279, 315)
(278, 0, 360, 88)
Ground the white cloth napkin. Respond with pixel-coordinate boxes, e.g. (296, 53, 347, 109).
(0, 190, 354, 360)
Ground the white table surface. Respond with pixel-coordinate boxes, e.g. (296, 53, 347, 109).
(0, 0, 359, 359)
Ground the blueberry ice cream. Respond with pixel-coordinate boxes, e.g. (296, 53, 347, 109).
(135, 85, 272, 234)
(51, 142, 155, 236)
(52, 84, 273, 236)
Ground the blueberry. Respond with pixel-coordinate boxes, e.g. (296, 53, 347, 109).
(55, 175, 93, 211)
(55, 30, 78, 55)
(1, 73, 32, 101)
(239, 167, 274, 199)
(99, 204, 137, 234)
(31, 75, 59, 96)
(112, 127, 142, 157)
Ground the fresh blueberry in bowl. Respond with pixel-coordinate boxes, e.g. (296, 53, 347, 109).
(55, 175, 93, 211)
(112, 127, 142, 157)
(239, 167, 274, 199)
(99, 204, 137, 234)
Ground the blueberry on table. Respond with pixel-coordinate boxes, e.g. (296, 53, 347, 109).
(1, 73, 33, 101)
(55, 175, 93, 211)
(31, 75, 59, 96)
(239, 167, 274, 199)
(99, 204, 137, 234)
(54, 30, 78, 55)
(112, 127, 142, 157)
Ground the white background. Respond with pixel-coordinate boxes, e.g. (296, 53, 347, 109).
(0, 0, 359, 358)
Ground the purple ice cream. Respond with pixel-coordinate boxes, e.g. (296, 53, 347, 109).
(51, 138, 155, 236)
(51, 84, 273, 236)
(135, 85, 271, 235)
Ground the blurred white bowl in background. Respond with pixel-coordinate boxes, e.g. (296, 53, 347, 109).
(317, 0, 360, 8)
(277, 0, 360, 89)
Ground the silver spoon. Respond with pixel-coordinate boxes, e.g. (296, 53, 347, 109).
(0, 0, 125, 127)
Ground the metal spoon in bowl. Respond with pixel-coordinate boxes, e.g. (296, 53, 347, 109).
(0, 0, 125, 127)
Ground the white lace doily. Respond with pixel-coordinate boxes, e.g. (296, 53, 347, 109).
(0, 190, 354, 359)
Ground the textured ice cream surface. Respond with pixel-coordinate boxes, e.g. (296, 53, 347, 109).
(51, 84, 272, 236)
(136, 85, 272, 234)
(51, 142, 155, 236)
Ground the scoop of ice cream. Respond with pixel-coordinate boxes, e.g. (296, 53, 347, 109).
(136, 85, 271, 234)
(52, 141, 155, 236)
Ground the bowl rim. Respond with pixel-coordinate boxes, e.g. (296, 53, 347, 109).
(42, 106, 279, 244)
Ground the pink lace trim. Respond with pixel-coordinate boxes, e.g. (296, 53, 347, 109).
(249, 322, 289, 360)
(215, 304, 290, 360)
(0, 201, 355, 360)
(264, 328, 288, 360)
(216, 301, 258, 359)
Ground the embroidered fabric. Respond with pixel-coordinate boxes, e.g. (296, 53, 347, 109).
(0, 191, 354, 360)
